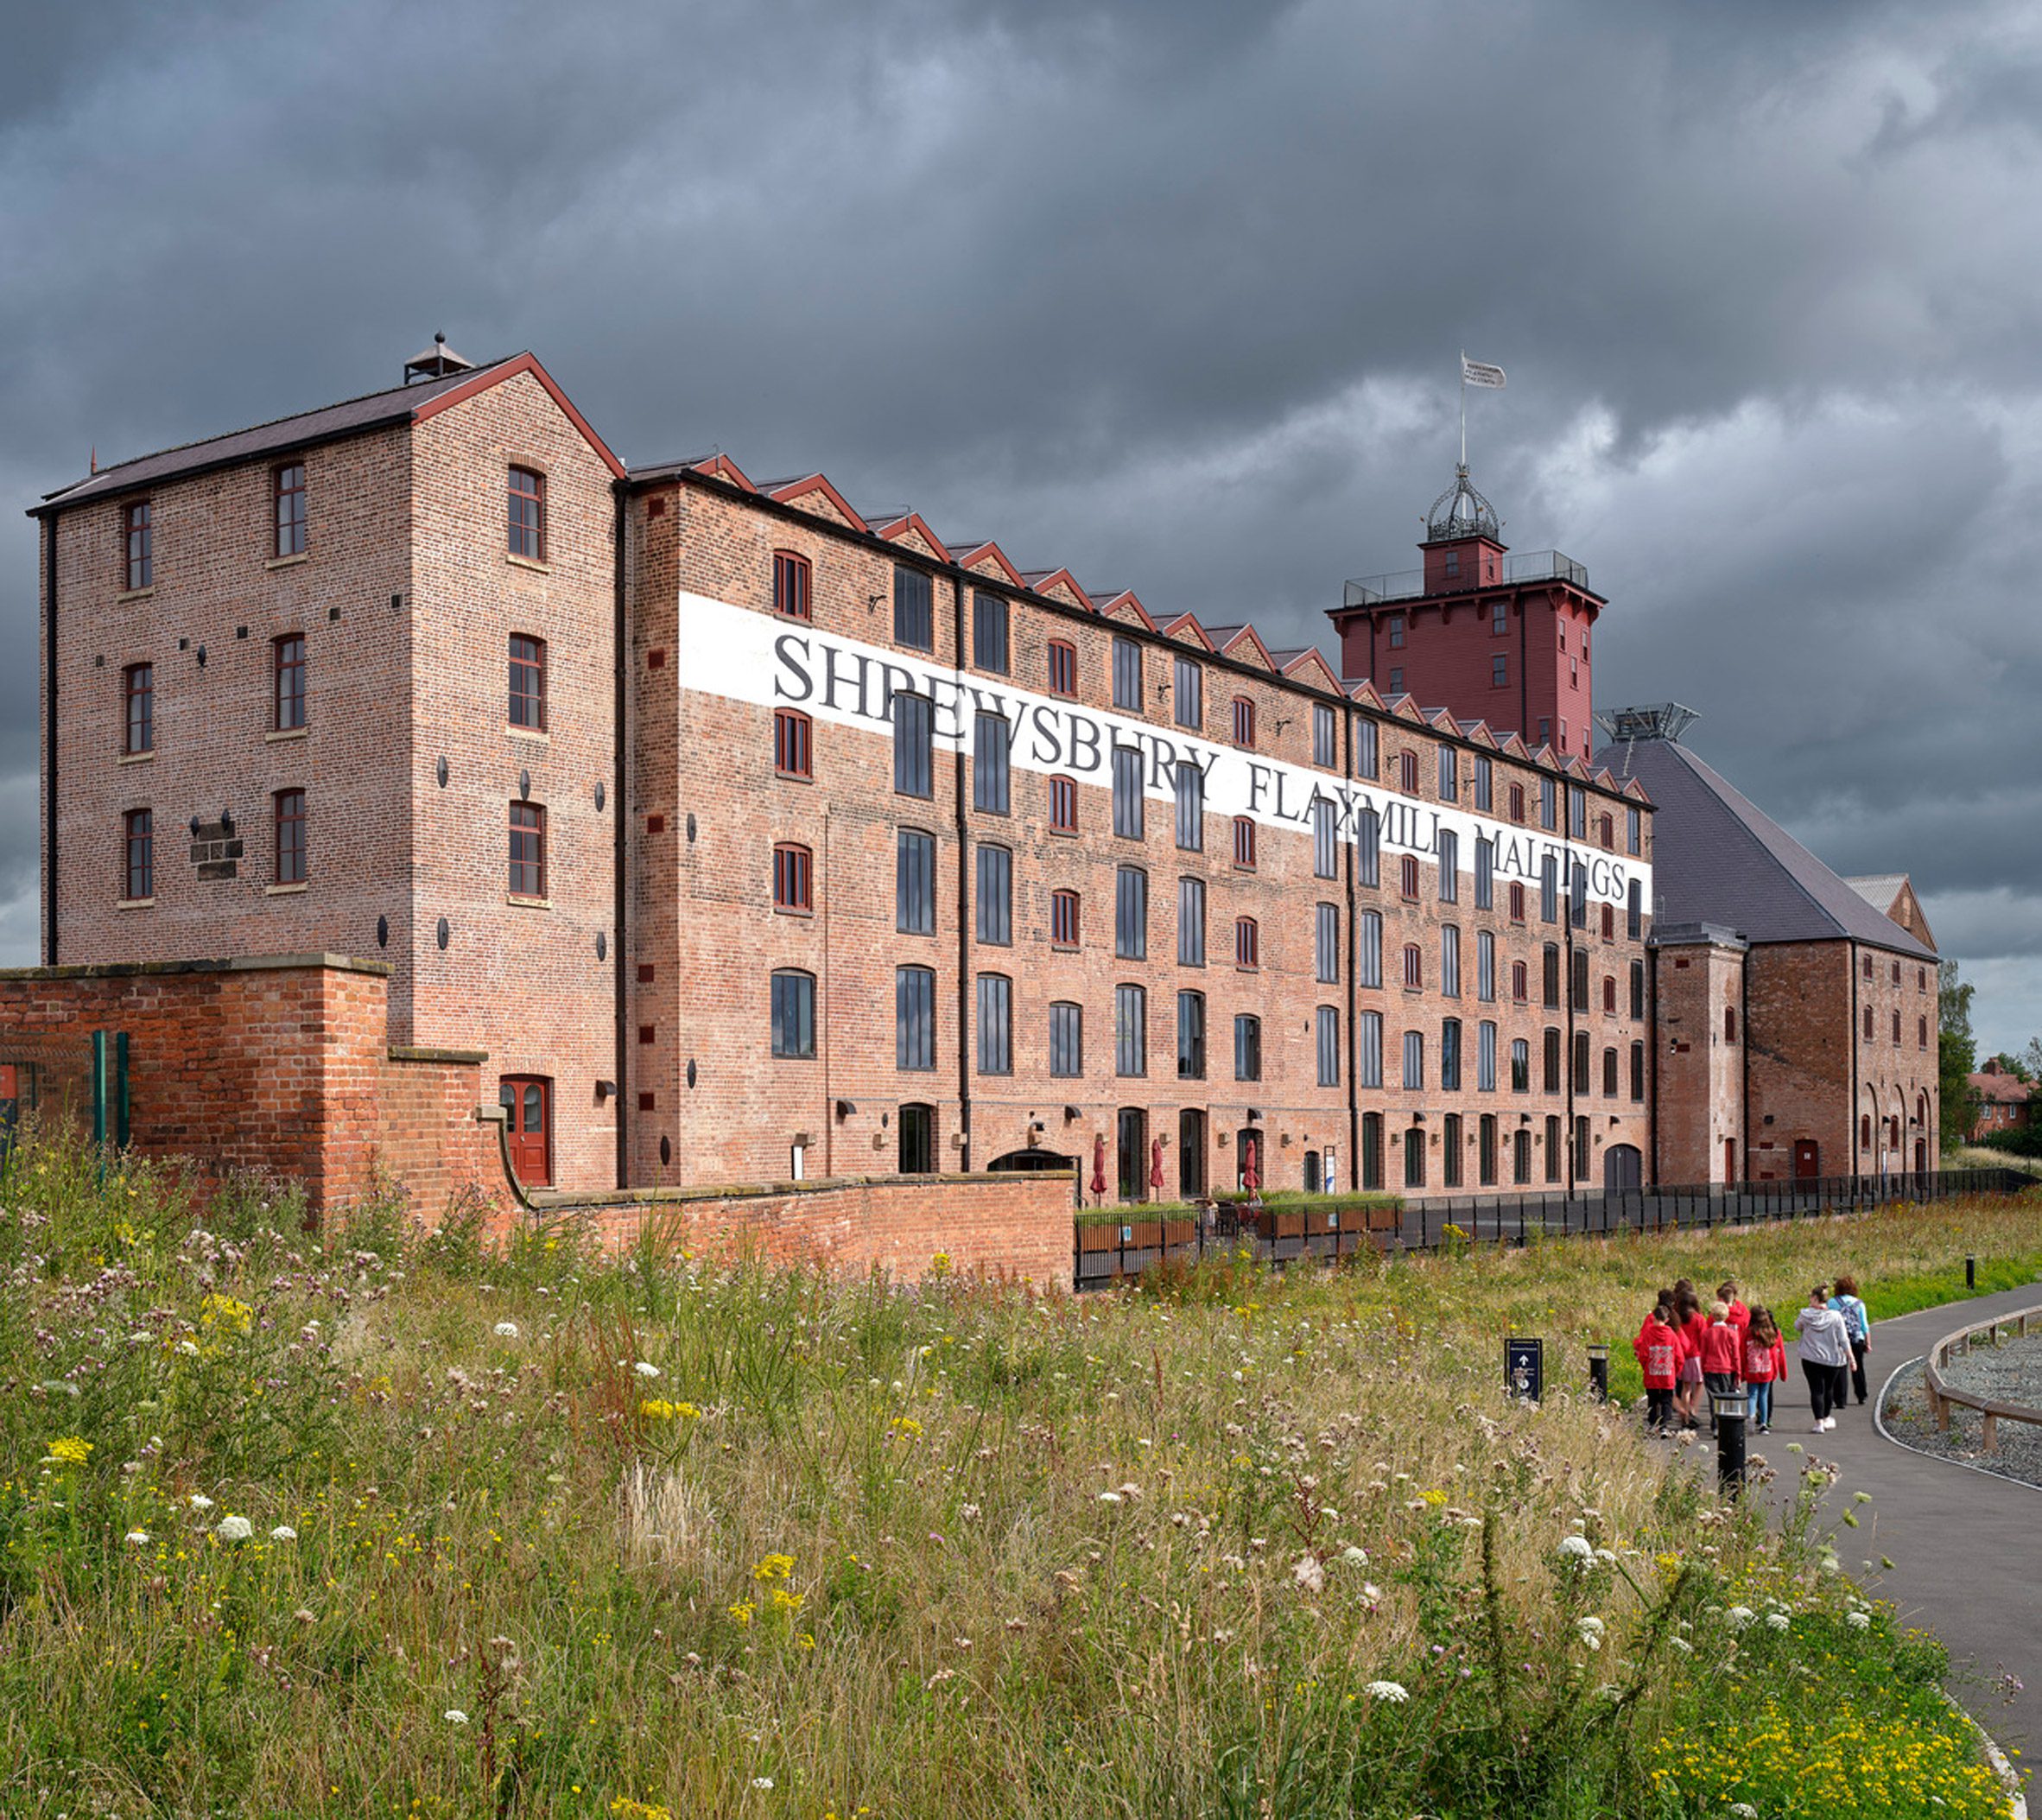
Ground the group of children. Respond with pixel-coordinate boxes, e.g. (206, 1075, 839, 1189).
(1632, 1275, 1873, 1436)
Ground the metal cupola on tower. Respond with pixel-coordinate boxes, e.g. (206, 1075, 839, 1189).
(1426, 465, 1500, 542)
(1419, 463, 1506, 593)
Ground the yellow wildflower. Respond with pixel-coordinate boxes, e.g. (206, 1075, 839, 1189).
(47, 1436, 92, 1468)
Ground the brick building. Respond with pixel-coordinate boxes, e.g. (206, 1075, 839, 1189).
(26, 347, 1661, 1202)
(1967, 1058, 2032, 1142)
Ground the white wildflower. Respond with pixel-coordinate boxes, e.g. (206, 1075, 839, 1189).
(1577, 1616, 1606, 1650)
(124, 1530, 150, 1545)
(187, 1493, 215, 1512)
(492, 1322, 520, 1340)
(270, 1525, 297, 1542)
(1766, 1612, 1791, 1631)
(1341, 1545, 1369, 1565)
(215, 1514, 253, 1542)
(1097, 1490, 1124, 1505)
(1731, 1804, 1760, 1817)
(445, 1709, 469, 1725)
(1846, 1609, 1871, 1630)
(1362, 1581, 1383, 1601)
(177, 1339, 200, 1356)
(751, 1777, 774, 1790)
(1557, 1534, 1594, 1562)
(1365, 1679, 1409, 1703)
(1292, 1556, 1326, 1595)
(1727, 1607, 1756, 1628)
(634, 1360, 662, 1379)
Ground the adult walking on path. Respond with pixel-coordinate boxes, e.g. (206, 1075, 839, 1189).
(1830, 1274, 1873, 1406)
(1755, 1282, 2042, 1766)
(1793, 1285, 1854, 1431)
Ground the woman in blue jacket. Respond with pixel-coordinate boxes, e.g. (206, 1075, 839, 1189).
(1830, 1274, 1872, 1406)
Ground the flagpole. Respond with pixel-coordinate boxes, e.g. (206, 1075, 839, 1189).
(1459, 351, 1467, 469)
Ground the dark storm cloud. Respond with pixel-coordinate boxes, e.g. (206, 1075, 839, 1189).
(3, 0, 2039, 1048)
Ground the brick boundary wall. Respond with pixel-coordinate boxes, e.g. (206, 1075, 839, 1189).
(0, 954, 503, 1222)
(530, 1168, 1078, 1288)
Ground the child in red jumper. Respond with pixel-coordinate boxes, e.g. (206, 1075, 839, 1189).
(1673, 1289, 1709, 1430)
(1718, 1281, 1751, 1341)
(1639, 1306, 1681, 1435)
(1699, 1301, 1744, 1434)
(1742, 1307, 1786, 1433)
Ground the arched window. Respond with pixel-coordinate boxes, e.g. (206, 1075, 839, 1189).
(773, 708, 812, 779)
(1234, 916, 1259, 969)
(1232, 695, 1255, 746)
(1398, 749, 1418, 793)
(1049, 775, 1078, 833)
(1233, 816, 1256, 870)
(772, 842, 812, 913)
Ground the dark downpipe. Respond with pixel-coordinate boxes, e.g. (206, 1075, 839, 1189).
(611, 480, 630, 1189)
(1343, 701, 1360, 1191)
(41, 514, 59, 965)
(952, 575, 972, 1172)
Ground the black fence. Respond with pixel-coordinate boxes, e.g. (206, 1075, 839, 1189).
(1073, 1166, 2035, 1290)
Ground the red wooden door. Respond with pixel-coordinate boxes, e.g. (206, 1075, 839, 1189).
(1792, 1140, 1819, 1180)
(499, 1076, 552, 1187)
(1723, 1138, 1736, 1184)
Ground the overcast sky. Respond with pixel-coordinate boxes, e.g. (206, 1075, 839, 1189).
(3, 0, 2039, 1058)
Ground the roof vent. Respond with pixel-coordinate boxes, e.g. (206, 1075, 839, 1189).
(1596, 703, 1700, 745)
(403, 333, 474, 385)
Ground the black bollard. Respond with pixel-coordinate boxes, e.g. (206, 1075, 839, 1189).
(1587, 1343, 1609, 1403)
(1712, 1391, 1747, 1495)
(1966, 1255, 1975, 1291)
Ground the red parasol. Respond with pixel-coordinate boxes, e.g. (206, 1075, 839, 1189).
(1242, 1135, 1260, 1195)
(1090, 1133, 1107, 1202)
(1150, 1135, 1165, 1193)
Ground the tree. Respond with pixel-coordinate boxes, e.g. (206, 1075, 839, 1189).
(2025, 1036, 2042, 1082)
(1938, 959, 1977, 1152)
(1992, 1051, 2034, 1084)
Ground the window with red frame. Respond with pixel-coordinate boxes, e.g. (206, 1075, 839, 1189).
(274, 464, 307, 558)
(509, 802, 546, 897)
(274, 634, 305, 732)
(1862, 1005, 1874, 1039)
(1049, 775, 1077, 833)
(1050, 889, 1080, 948)
(274, 789, 306, 885)
(1399, 854, 1419, 901)
(123, 663, 153, 755)
(1509, 782, 1525, 821)
(1232, 696, 1255, 745)
(1512, 960, 1528, 1003)
(1598, 813, 1613, 848)
(1398, 749, 1417, 792)
(1047, 640, 1076, 697)
(123, 500, 152, 590)
(1892, 1009, 1901, 1043)
(1233, 816, 1256, 869)
(508, 466, 545, 561)
(1600, 902, 1614, 940)
(773, 550, 811, 619)
(772, 842, 812, 912)
(509, 635, 546, 731)
(124, 808, 153, 900)
(774, 708, 812, 778)
(1508, 880, 1525, 922)
(1235, 916, 1259, 968)
(1918, 1015, 1929, 1049)
(1602, 975, 1616, 1014)
(1402, 943, 1423, 988)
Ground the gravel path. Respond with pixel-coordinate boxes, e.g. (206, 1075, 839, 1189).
(1882, 1326, 2042, 1491)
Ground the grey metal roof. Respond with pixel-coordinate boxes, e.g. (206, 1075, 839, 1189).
(1844, 873, 1909, 911)
(33, 356, 523, 515)
(1595, 732, 1936, 961)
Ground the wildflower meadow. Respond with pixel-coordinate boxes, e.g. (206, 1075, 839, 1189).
(2, 1130, 2036, 1817)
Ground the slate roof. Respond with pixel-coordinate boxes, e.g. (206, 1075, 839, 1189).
(32, 356, 526, 515)
(1595, 731, 1937, 961)
(1970, 1067, 2032, 1107)
(1844, 874, 1909, 913)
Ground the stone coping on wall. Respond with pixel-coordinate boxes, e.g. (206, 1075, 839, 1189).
(0, 951, 392, 982)
(389, 1044, 490, 1065)
(528, 1168, 1081, 1212)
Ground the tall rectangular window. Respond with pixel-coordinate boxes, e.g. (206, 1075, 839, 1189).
(1437, 829, 1458, 902)
(1050, 1002, 1084, 1077)
(1313, 702, 1337, 767)
(1173, 656, 1202, 730)
(508, 467, 544, 561)
(509, 634, 546, 731)
(1047, 640, 1077, 697)
(1627, 878, 1643, 940)
(1479, 1113, 1498, 1185)
(1112, 637, 1142, 710)
(1177, 876, 1205, 967)
(1474, 836, 1493, 909)
(973, 713, 1010, 813)
(773, 842, 812, 913)
(274, 789, 306, 885)
(1115, 866, 1147, 961)
(1174, 763, 1203, 851)
(1540, 853, 1557, 923)
(1176, 991, 1206, 1079)
(1441, 1017, 1462, 1090)
(893, 567, 933, 650)
(1539, 777, 1556, 830)
(1443, 1114, 1462, 1188)
(1234, 1013, 1261, 1081)
(1115, 985, 1146, 1077)
(896, 828, 935, 935)
(897, 966, 935, 1070)
(1356, 1011, 1383, 1088)
(1629, 959, 1646, 1020)
(973, 590, 1008, 672)
(275, 634, 306, 732)
(124, 807, 153, 900)
(1571, 861, 1589, 929)
(1231, 696, 1255, 745)
(1544, 1029, 1562, 1094)
(773, 550, 811, 619)
(1400, 854, 1420, 901)
(1357, 910, 1382, 988)
(1049, 776, 1077, 833)
(1315, 902, 1339, 985)
(1438, 747, 1458, 801)
(1234, 916, 1259, 969)
(1312, 798, 1337, 878)
(1402, 1028, 1424, 1090)
(1630, 1041, 1646, 1101)
(1112, 745, 1145, 838)
(1356, 809, 1379, 887)
(1233, 816, 1256, 870)
(1572, 1029, 1591, 1093)
(1050, 889, 1080, 948)
(1354, 718, 1379, 779)
(1476, 929, 1494, 1002)
(1602, 1045, 1620, 1098)
(771, 971, 815, 1058)
(893, 692, 932, 797)
(1569, 786, 1588, 840)
(774, 708, 812, 778)
(1473, 754, 1492, 810)
(274, 463, 307, 557)
(509, 802, 546, 897)
(977, 974, 1012, 1075)
(123, 663, 153, 755)
(1511, 1037, 1530, 1093)
(1316, 1006, 1340, 1088)
(1545, 1114, 1563, 1183)
(1627, 807, 1642, 855)
(123, 500, 153, 590)
(975, 844, 1011, 944)
(1478, 1019, 1497, 1092)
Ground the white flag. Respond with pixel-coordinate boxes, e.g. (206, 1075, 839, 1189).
(1461, 356, 1507, 390)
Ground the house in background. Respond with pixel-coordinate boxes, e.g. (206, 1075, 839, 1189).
(1968, 1057, 2033, 1141)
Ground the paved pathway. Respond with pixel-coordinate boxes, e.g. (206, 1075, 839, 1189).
(1751, 1284, 2042, 1764)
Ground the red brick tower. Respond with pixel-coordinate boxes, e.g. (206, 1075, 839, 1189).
(1329, 466, 1605, 758)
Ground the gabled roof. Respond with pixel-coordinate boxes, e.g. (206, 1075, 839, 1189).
(1970, 1069, 2031, 1107)
(1596, 732, 1936, 960)
(1020, 568, 1095, 612)
(1092, 589, 1157, 631)
(1216, 625, 1276, 671)
(1277, 649, 1341, 694)
(764, 474, 869, 532)
(865, 510, 952, 565)
(1158, 611, 1216, 651)
(949, 539, 1027, 588)
(33, 352, 625, 515)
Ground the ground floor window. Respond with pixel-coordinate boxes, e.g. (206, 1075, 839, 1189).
(898, 1102, 934, 1174)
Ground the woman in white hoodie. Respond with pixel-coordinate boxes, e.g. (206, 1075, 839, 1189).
(1793, 1284, 1853, 1432)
